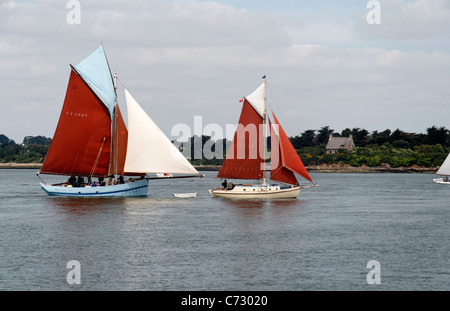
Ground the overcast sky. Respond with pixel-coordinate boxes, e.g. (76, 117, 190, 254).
(1, 0, 450, 143)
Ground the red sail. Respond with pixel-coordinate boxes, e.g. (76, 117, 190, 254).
(269, 119, 299, 186)
(112, 104, 128, 175)
(40, 68, 111, 176)
(271, 113, 313, 183)
(111, 105, 145, 177)
(217, 99, 264, 180)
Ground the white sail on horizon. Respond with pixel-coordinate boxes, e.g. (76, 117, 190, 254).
(436, 153, 450, 176)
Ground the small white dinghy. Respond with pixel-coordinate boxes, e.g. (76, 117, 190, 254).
(173, 192, 197, 198)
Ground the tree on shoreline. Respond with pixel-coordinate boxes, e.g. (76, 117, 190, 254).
(1, 126, 449, 167)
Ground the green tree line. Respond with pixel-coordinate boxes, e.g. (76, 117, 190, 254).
(1, 125, 449, 167)
(294, 126, 449, 168)
(0, 135, 51, 163)
(185, 125, 450, 168)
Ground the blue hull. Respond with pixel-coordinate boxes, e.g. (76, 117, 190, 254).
(40, 179, 149, 197)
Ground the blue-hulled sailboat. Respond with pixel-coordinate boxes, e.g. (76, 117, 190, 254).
(37, 45, 201, 196)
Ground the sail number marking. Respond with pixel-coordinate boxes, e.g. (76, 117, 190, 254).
(66, 112, 88, 118)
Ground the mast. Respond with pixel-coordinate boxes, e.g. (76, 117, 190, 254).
(69, 45, 117, 178)
(113, 72, 118, 176)
(262, 77, 267, 186)
(108, 73, 118, 179)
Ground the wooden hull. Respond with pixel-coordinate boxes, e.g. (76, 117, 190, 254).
(209, 184, 301, 199)
(40, 179, 149, 197)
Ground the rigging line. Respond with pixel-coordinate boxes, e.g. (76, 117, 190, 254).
(266, 83, 296, 138)
(89, 137, 107, 180)
(266, 84, 318, 186)
(116, 76, 127, 89)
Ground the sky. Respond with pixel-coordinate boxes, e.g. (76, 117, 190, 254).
(1, 0, 450, 143)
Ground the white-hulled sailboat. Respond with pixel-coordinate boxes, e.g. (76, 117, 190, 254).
(433, 153, 450, 184)
(208, 78, 317, 199)
(37, 45, 201, 196)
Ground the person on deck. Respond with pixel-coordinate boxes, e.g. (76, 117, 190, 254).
(77, 176, 84, 186)
(227, 181, 235, 190)
(68, 176, 76, 185)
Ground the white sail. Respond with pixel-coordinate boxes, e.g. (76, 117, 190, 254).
(436, 153, 450, 176)
(246, 81, 265, 117)
(123, 89, 199, 175)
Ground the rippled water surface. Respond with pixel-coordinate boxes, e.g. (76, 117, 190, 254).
(0, 169, 448, 290)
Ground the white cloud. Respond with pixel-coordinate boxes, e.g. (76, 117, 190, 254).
(0, 0, 449, 143)
(355, 0, 450, 50)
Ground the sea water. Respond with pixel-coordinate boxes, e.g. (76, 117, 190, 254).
(0, 169, 448, 290)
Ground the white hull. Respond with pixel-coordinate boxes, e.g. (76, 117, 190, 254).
(209, 184, 301, 199)
(173, 192, 197, 198)
(433, 178, 450, 185)
(40, 179, 149, 197)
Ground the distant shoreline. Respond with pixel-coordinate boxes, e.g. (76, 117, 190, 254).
(193, 164, 438, 174)
(0, 163, 438, 174)
(0, 163, 43, 169)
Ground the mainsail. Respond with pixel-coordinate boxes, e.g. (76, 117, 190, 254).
(216, 98, 264, 180)
(40, 67, 112, 176)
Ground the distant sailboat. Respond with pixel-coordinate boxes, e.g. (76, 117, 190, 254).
(208, 79, 317, 199)
(37, 45, 202, 196)
(433, 153, 450, 184)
